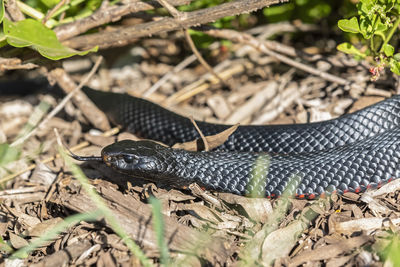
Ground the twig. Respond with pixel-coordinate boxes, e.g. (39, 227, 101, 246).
(189, 117, 209, 151)
(62, 0, 286, 50)
(0, 57, 38, 71)
(246, 21, 319, 38)
(201, 27, 364, 91)
(157, 0, 187, 20)
(142, 54, 196, 97)
(55, 0, 192, 41)
(184, 29, 228, 87)
(156, 0, 228, 89)
(43, 0, 67, 24)
(189, 184, 224, 209)
(0, 127, 119, 185)
(11, 57, 103, 147)
(5, 0, 25, 21)
(16, 1, 57, 28)
(47, 66, 110, 131)
(165, 60, 248, 105)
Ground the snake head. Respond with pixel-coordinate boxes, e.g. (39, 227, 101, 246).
(101, 140, 179, 183)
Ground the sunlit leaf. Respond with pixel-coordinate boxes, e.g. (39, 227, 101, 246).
(40, 0, 60, 8)
(338, 17, 360, 33)
(383, 44, 394, 57)
(375, 18, 388, 32)
(390, 58, 400, 75)
(3, 18, 97, 60)
(337, 42, 366, 58)
(359, 16, 373, 38)
(0, 0, 4, 23)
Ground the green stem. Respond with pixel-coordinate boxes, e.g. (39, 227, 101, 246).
(380, 16, 400, 53)
(16, 1, 57, 28)
(370, 15, 379, 54)
(50, 0, 87, 19)
(371, 37, 375, 53)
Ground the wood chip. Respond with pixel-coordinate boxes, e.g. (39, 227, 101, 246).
(217, 193, 272, 223)
(262, 220, 307, 265)
(334, 217, 400, 234)
(207, 94, 231, 120)
(56, 180, 233, 263)
(226, 81, 278, 124)
(31, 240, 92, 267)
(288, 235, 371, 266)
(28, 217, 64, 237)
(349, 96, 385, 113)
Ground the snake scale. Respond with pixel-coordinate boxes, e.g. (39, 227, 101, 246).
(78, 87, 400, 198)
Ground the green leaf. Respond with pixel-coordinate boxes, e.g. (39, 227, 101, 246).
(357, 0, 374, 17)
(0, 144, 20, 166)
(390, 58, 400, 75)
(0, 0, 4, 24)
(394, 53, 400, 61)
(337, 42, 366, 58)
(379, 233, 400, 265)
(3, 18, 97, 60)
(359, 17, 373, 39)
(383, 44, 395, 57)
(40, 0, 60, 8)
(338, 17, 360, 33)
(262, 3, 294, 23)
(375, 19, 388, 33)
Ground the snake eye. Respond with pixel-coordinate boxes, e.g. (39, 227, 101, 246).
(122, 155, 135, 163)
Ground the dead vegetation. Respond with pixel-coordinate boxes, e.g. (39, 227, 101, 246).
(1, 0, 400, 266)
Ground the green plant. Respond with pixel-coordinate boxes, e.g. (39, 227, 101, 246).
(59, 147, 152, 267)
(377, 231, 400, 265)
(149, 197, 170, 266)
(263, 0, 331, 23)
(0, 0, 98, 60)
(337, 0, 400, 80)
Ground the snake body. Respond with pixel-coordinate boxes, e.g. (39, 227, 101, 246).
(82, 87, 400, 197)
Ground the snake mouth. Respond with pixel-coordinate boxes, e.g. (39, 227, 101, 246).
(102, 155, 112, 167)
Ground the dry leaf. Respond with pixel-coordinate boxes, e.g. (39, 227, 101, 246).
(217, 193, 272, 223)
(28, 217, 64, 237)
(288, 235, 371, 266)
(261, 220, 307, 266)
(334, 217, 400, 234)
(9, 233, 29, 249)
(173, 124, 239, 151)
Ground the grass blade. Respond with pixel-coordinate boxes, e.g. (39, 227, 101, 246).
(12, 211, 101, 259)
(59, 147, 153, 267)
(149, 197, 170, 266)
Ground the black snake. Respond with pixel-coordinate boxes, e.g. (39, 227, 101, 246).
(75, 87, 400, 198)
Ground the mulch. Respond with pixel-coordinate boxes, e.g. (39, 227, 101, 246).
(1, 23, 399, 266)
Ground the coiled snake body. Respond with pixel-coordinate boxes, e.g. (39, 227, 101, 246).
(79, 87, 400, 198)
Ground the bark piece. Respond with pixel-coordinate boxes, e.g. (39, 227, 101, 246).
(54, 180, 233, 263)
(31, 240, 92, 267)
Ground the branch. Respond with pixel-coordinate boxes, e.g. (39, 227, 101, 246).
(5, 0, 25, 21)
(62, 0, 286, 50)
(55, 0, 193, 41)
(11, 57, 104, 147)
(200, 27, 364, 91)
